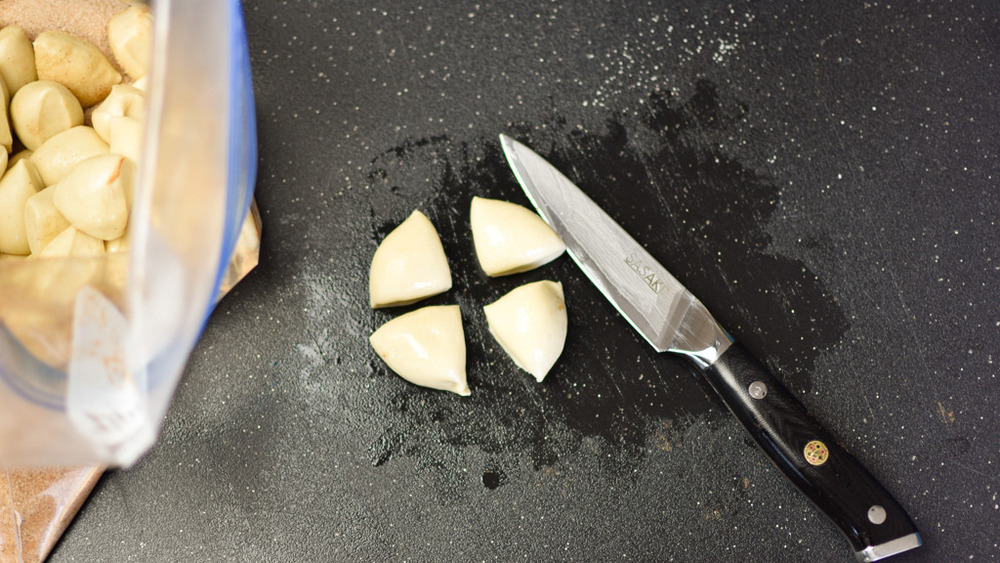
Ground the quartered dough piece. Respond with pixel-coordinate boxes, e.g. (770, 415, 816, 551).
(37, 226, 105, 258)
(10, 80, 84, 151)
(369, 305, 470, 396)
(33, 30, 122, 107)
(369, 209, 452, 308)
(52, 154, 133, 241)
(91, 84, 145, 143)
(0, 159, 44, 255)
(30, 126, 110, 186)
(109, 116, 143, 166)
(470, 196, 565, 277)
(24, 185, 71, 255)
(0, 26, 37, 95)
(107, 3, 154, 79)
(483, 280, 567, 382)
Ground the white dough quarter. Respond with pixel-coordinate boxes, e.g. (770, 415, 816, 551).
(37, 226, 105, 258)
(108, 116, 143, 166)
(0, 159, 44, 255)
(32, 30, 122, 107)
(0, 26, 38, 95)
(369, 209, 453, 308)
(470, 196, 566, 277)
(107, 3, 154, 80)
(52, 154, 133, 241)
(23, 185, 71, 255)
(29, 125, 110, 186)
(10, 80, 85, 151)
(369, 305, 470, 396)
(91, 84, 145, 143)
(483, 280, 568, 382)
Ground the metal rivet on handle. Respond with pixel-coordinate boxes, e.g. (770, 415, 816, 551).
(803, 440, 830, 466)
(748, 381, 767, 399)
(868, 505, 887, 525)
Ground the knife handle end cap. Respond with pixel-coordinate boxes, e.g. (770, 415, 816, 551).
(856, 532, 922, 562)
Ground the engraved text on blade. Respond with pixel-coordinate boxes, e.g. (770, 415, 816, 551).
(624, 253, 663, 294)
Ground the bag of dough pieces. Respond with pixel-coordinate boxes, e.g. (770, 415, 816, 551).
(0, 0, 259, 468)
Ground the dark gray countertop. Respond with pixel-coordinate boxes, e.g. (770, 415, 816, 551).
(52, 1, 999, 561)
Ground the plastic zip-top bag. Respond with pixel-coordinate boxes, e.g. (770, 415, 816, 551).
(0, 0, 258, 467)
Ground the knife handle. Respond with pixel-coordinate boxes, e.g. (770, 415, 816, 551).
(698, 343, 921, 561)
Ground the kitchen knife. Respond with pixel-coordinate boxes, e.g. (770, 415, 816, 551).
(499, 134, 921, 562)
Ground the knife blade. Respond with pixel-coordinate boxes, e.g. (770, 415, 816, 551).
(499, 134, 921, 562)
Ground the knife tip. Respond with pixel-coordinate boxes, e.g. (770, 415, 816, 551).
(499, 134, 530, 162)
(498, 133, 517, 161)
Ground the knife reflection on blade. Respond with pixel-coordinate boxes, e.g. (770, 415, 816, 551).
(499, 134, 920, 562)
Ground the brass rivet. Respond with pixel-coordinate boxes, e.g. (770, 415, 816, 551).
(803, 440, 830, 466)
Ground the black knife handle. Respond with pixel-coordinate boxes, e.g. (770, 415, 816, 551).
(697, 343, 921, 561)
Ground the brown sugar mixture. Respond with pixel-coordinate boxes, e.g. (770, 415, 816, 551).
(1, 466, 104, 562)
(0, 0, 130, 57)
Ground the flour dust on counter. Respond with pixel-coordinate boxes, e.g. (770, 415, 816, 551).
(345, 81, 850, 494)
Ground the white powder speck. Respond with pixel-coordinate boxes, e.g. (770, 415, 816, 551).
(713, 39, 738, 63)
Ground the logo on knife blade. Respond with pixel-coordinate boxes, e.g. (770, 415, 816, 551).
(624, 253, 663, 294)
